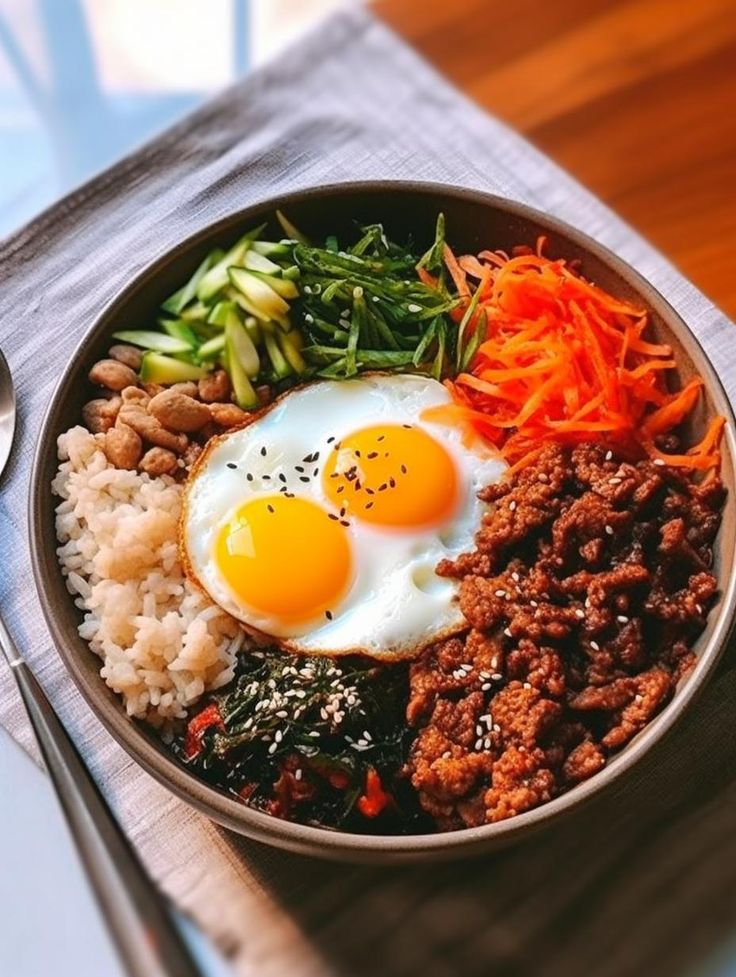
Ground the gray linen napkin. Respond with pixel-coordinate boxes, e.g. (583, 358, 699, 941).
(1, 8, 735, 977)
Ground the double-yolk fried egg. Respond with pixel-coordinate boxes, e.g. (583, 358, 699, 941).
(181, 375, 506, 658)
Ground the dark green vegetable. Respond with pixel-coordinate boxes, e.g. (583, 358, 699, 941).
(175, 648, 429, 833)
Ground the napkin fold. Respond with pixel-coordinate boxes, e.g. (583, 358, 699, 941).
(2, 7, 735, 976)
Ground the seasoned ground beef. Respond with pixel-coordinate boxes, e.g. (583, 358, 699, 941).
(406, 442, 724, 829)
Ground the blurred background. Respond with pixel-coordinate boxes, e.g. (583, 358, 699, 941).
(1, 0, 734, 313)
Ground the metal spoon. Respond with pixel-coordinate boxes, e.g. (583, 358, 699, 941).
(0, 348, 211, 977)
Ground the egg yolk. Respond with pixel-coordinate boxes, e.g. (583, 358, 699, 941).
(322, 424, 459, 529)
(215, 495, 353, 626)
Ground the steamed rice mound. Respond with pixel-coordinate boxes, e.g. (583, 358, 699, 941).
(53, 426, 244, 721)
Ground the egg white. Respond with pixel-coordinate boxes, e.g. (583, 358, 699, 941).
(182, 374, 507, 659)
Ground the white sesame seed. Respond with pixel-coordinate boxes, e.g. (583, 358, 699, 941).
(276, 710, 288, 719)
(590, 641, 600, 651)
(363, 731, 372, 741)
(319, 707, 328, 720)
(268, 742, 278, 755)
(295, 769, 303, 781)
(243, 717, 253, 729)
(585, 597, 591, 608)
(511, 572, 520, 583)
(605, 525, 614, 536)
(635, 694, 643, 703)
(372, 295, 380, 303)
(605, 450, 613, 461)
(295, 690, 306, 699)
(617, 615, 629, 623)
(475, 738, 484, 751)
(481, 683, 492, 691)
(407, 303, 422, 313)
(308, 730, 320, 738)
(503, 627, 512, 638)
(479, 670, 491, 680)
(484, 737, 492, 750)
(476, 724, 484, 737)
(575, 608, 585, 619)
(274, 729, 283, 743)
(495, 589, 507, 598)
(523, 682, 531, 689)
(304, 313, 314, 323)
(346, 695, 357, 706)
(303, 285, 312, 294)
(509, 500, 517, 511)
(530, 600, 538, 608)
(696, 603, 703, 615)
(491, 657, 499, 669)
(609, 477, 622, 485)
(653, 458, 665, 467)
(518, 745, 526, 753)
(492, 672, 503, 681)
(461, 663, 473, 671)
(493, 724, 501, 733)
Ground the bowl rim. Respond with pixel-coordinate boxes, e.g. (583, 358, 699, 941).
(29, 179, 736, 860)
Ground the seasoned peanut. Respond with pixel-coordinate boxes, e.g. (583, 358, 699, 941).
(108, 344, 143, 371)
(148, 389, 211, 433)
(103, 423, 142, 469)
(121, 385, 150, 406)
(209, 402, 250, 428)
(142, 383, 164, 397)
(89, 358, 138, 391)
(169, 381, 199, 399)
(82, 396, 121, 434)
(118, 405, 188, 453)
(139, 447, 178, 477)
(198, 370, 231, 403)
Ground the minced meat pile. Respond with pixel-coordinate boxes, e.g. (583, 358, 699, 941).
(405, 442, 724, 830)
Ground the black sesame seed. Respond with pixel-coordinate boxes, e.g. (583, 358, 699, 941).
(246, 473, 254, 482)
(400, 464, 407, 475)
(402, 424, 412, 429)
(354, 450, 361, 458)
(328, 513, 339, 521)
(336, 485, 344, 494)
(365, 487, 375, 495)
(378, 483, 387, 492)
(365, 502, 374, 510)
(389, 477, 396, 488)
(329, 472, 339, 479)
(267, 504, 275, 513)
(278, 473, 286, 483)
(339, 520, 350, 527)
(262, 474, 271, 480)
(299, 476, 310, 483)
(226, 462, 237, 470)
(377, 435, 385, 442)
(367, 451, 378, 459)
(325, 610, 333, 620)
(295, 465, 305, 473)
(285, 492, 295, 499)
(313, 468, 319, 477)
(327, 436, 335, 444)
(260, 446, 267, 456)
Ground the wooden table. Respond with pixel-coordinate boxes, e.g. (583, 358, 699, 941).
(378, 0, 736, 317)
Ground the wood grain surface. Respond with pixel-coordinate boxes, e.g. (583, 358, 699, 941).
(377, 0, 736, 317)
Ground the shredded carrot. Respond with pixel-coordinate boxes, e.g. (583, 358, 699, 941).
(437, 244, 725, 472)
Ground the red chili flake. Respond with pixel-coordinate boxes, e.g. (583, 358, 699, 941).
(357, 767, 391, 818)
(184, 703, 225, 759)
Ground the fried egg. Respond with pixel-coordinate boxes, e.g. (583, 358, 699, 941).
(182, 374, 506, 658)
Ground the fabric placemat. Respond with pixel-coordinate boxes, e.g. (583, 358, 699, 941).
(2, 7, 736, 976)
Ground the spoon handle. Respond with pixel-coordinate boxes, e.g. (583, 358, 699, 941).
(0, 617, 206, 977)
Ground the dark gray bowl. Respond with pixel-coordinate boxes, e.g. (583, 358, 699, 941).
(29, 182, 736, 862)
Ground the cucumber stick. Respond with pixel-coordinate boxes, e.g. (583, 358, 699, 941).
(162, 250, 219, 315)
(243, 250, 282, 275)
(225, 317, 259, 408)
(196, 224, 266, 302)
(139, 352, 209, 383)
(243, 268, 299, 300)
(112, 330, 193, 354)
(228, 268, 290, 319)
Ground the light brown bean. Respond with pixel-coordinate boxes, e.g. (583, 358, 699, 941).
(108, 344, 143, 371)
(169, 381, 199, 399)
(104, 423, 142, 469)
(89, 359, 138, 391)
(198, 370, 231, 403)
(118, 405, 188, 453)
(139, 447, 178, 477)
(148, 389, 211, 433)
(82, 396, 121, 434)
(209, 402, 250, 428)
(121, 385, 149, 406)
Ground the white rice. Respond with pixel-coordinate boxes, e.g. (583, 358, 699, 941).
(53, 426, 245, 722)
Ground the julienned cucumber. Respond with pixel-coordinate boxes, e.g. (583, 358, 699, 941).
(113, 330, 193, 354)
(228, 268, 291, 320)
(139, 352, 210, 384)
(196, 224, 266, 302)
(225, 320, 259, 408)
